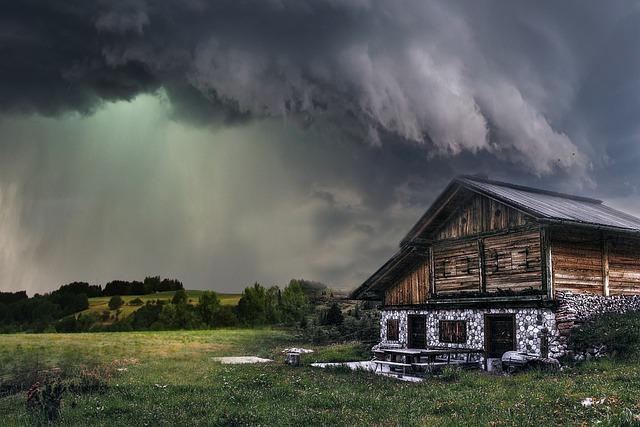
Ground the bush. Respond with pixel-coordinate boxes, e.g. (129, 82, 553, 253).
(323, 303, 344, 326)
(171, 289, 188, 306)
(569, 311, 640, 359)
(129, 297, 144, 306)
(108, 295, 124, 310)
(304, 303, 379, 344)
(439, 366, 461, 382)
(26, 378, 65, 421)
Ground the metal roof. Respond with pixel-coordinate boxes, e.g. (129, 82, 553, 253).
(459, 176, 640, 231)
(351, 175, 640, 299)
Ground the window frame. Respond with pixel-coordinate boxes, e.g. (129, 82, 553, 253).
(387, 318, 400, 341)
(439, 320, 467, 344)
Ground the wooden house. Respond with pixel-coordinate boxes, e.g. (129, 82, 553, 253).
(351, 176, 640, 362)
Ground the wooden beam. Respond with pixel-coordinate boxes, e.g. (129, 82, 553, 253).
(429, 246, 435, 297)
(541, 226, 554, 299)
(602, 236, 610, 296)
(477, 238, 486, 293)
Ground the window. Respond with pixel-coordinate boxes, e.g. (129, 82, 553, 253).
(387, 319, 399, 341)
(439, 320, 467, 343)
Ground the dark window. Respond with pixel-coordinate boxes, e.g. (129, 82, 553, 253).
(387, 319, 399, 341)
(441, 259, 448, 278)
(439, 320, 467, 343)
(490, 249, 500, 272)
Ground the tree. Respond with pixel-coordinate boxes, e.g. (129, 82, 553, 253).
(129, 302, 163, 330)
(213, 305, 238, 327)
(324, 303, 344, 326)
(281, 280, 309, 324)
(143, 276, 161, 293)
(198, 291, 221, 326)
(237, 283, 268, 325)
(265, 286, 282, 323)
(108, 295, 123, 310)
(172, 289, 188, 305)
(55, 282, 102, 298)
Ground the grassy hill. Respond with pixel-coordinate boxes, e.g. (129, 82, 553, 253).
(82, 290, 241, 322)
(2, 329, 640, 425)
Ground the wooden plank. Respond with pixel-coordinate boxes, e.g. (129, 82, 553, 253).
(478, 238, 486, 293)
(608, 236, 640, 295)
(483, 229, 542, 293)
(542, 226, 553, 299)
(434, 193, 532, 241)
(384, 259, 431, 305)
(551, 230, 603, 295)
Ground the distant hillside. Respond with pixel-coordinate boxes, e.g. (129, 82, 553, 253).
(84, 290, 241, 325)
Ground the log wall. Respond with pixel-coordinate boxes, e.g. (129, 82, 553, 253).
(384, 260, 430, 305)
(609, 237, 640, 295)
(436, 193, 531, 240)
(484, 230, 542, 292)
(433, 240, 480, 294)
(552, 231, 604, 294)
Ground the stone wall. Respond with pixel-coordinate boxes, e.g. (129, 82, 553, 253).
(555, 291, 640, 336)
(379, 307, 561, 358)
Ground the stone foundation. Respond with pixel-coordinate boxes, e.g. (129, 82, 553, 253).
(380, 307, 561, 359)
(556, 291, 640, 337)
(379, 293, 640, 362)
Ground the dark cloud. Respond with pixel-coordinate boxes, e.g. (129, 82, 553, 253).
(5, 1, 638, 174)
(1, 1, 640, 292)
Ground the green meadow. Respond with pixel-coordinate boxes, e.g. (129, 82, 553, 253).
(1, 329, 640, 426)
(82, 291, 241, 321)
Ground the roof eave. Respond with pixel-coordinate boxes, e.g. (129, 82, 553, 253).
(539, 218, 640, 235)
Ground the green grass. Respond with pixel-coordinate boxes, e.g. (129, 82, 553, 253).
(82, 291, 241, 322)
(2, 330, 640, 426)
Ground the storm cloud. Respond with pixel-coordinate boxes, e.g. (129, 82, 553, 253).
(1, 1, 639, 293)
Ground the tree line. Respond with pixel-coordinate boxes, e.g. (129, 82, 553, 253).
(0, 276, 183, 333)
(67, 280, 312, 332)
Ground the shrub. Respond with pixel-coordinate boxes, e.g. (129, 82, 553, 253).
(323, 303, 344, 326)
(26, 379, 65, 421)
(108, 295, 123, 310)
(129, 297, 144, 306)
(439, 366, 461, 382)
(568, 311, 640, 359)
(171, 289, 188, 306)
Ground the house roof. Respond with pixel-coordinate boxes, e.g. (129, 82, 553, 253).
(457, 176, 640, 231)
(351, 175, 640, 300)
(402, 175, 640, 243)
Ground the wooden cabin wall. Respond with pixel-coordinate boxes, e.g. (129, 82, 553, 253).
(435, 193, 531, 240)
(552, 230, 604, 295)
(383, 260, 430, 305)
(609, 237, 640, 295)
(484, 230, 542, 292)
(433, 240, 480, 294)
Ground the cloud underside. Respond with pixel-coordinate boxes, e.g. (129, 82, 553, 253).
(5, 0, 628, 176)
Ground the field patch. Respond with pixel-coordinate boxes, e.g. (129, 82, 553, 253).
(81, 290, 241, 323)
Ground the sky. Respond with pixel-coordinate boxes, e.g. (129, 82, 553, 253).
(1, 1, 640, 294)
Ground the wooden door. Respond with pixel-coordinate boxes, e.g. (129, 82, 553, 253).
(485, 314, 515, 358)
(408, 315, 427, 349)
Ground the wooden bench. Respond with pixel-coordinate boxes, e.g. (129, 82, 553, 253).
(373, 360, 412, 374)
(412, 360, 481, 373)
(411, 362, 450, 372)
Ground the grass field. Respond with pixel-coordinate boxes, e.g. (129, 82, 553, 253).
(82, 291, 241, 320)
(2, 330, 640, 426)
